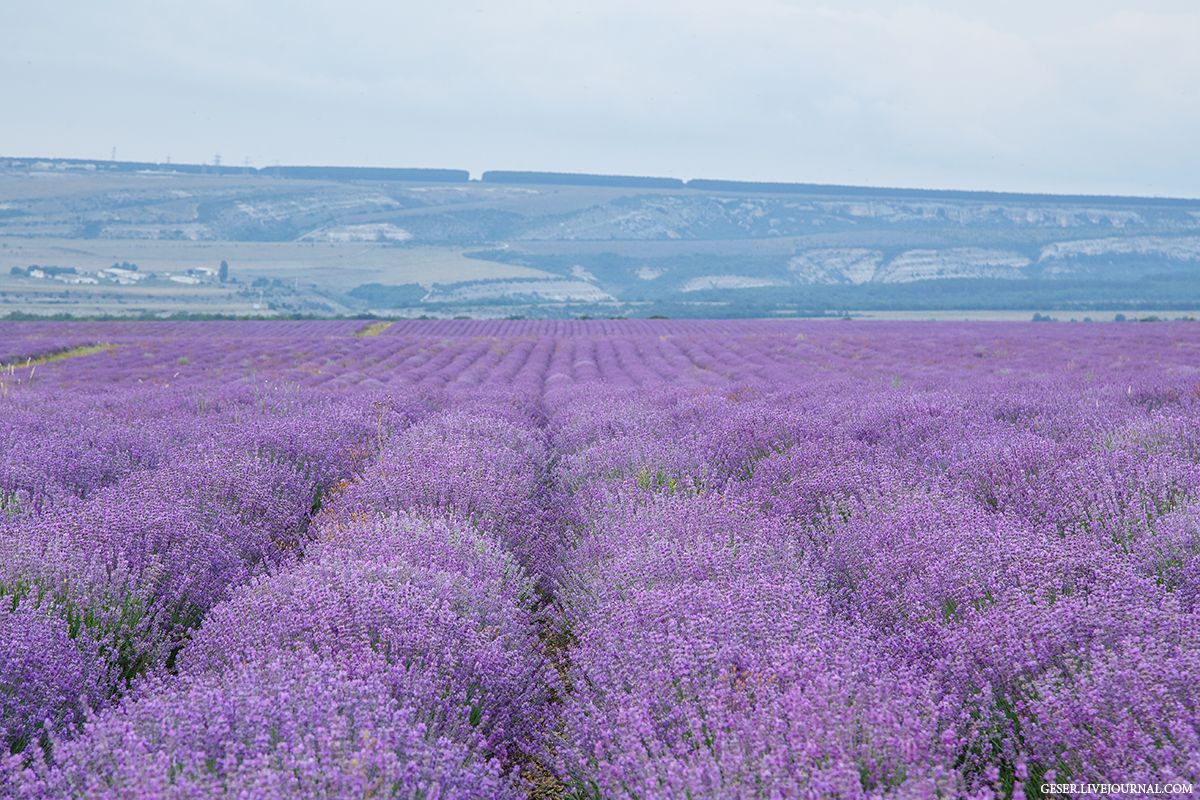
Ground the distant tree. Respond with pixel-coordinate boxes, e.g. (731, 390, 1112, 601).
(10, 266, 25, 276)
(219, 260, 229, 282)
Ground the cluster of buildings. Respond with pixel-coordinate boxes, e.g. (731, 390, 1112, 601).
(11, 264, 223, 286)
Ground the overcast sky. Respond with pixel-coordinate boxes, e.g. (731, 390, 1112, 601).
(2, 1, 1197, 196)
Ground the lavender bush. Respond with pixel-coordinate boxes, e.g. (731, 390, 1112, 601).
(10, 654, 519, 799)
(1, 318, 1197, 799)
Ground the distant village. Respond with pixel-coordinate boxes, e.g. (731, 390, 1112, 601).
(9, 260, 231, 287)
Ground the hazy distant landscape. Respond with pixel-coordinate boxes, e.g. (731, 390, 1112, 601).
(3, 155, 1199, 319)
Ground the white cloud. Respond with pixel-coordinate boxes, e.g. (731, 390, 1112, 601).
(0, 1, 1196, 196)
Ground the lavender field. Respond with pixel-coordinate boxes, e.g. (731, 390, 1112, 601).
(1, 319, 1198, 799)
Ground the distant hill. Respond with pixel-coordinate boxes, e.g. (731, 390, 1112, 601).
(1, 155, 1198, 318)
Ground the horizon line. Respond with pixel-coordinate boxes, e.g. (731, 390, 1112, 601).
(3, 153, 1197, 206)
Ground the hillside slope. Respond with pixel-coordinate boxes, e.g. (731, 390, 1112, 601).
(2, 158, 1198, 317)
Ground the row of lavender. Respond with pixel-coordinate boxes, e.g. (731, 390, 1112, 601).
(1, 320, 1199, 798)
(0, 376, 392, 786)
(546, 376, 1200, 797)
(11, 394, 563, 797)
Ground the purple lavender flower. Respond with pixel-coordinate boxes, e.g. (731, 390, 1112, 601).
(11, 654, 520, 799)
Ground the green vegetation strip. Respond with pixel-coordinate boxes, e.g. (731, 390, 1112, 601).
(1, 343, 118, 370)
(354, 321, 394, 338)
